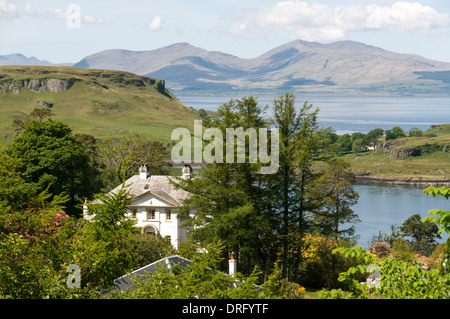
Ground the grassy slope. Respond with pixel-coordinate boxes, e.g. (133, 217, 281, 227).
(0, 66, 199, 143)
(341, 124, 450, 182)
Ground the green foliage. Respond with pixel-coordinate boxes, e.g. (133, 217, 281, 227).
(79, 188, 140, 290)
(296, 236, 360, 290)
(365, 128, 384, 148)
(174, 95, 274, 278)
(314, 159, 360, 241)
(400, 214, 441, 256)
(336, 134, 352, 154)
(409, 127, 423, 137)
(385, 126, 406, 140)
(12, 107, 54, 135)
(110, 241, 262, 299)
(6, 119, 101, 215)
(130, 233, 177, 267)
(376, 257, 450, 299)
(261, 266, 306, 299)
(0, 148, 68, 212)
(422, 186, 450, 274)
(322, 187, 450, 299)
(99, 132, 170, 187)
(330, 245, 450, 299)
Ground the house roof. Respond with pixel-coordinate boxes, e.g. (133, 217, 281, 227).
(113, 255, 193, 291)
(112, 255, 263, 294)
(109, 174, 190, 206)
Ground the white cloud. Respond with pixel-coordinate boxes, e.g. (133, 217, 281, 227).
(84, 15, 103, 25)
(47, 8, 68, 20)
(228, 1, 450, 42)
(148, 15, 162, 31)
(46, 6, 103, 25)
(0, 0, 18, 18)
(24, 3, 37, 16)
(366, 2, 450, 32)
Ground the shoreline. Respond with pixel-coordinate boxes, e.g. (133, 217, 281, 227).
(355, 174, 450, 187)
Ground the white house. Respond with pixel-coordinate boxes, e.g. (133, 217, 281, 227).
(84, 164, 195, 249)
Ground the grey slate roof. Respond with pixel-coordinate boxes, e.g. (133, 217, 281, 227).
(108, 174, 190, 206)
(113, 255, 193, 291)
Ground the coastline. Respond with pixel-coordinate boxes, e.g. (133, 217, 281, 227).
(355, 174, 450, 187)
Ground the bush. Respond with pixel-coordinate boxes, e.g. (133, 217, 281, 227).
(385, 126, 406, 140)
(297, 235, 362, 290)
(368, 242, 391, 258)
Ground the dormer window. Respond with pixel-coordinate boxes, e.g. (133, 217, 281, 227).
(144, 184, 150, 189)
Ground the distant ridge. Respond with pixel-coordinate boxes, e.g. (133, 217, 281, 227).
(0, 53, 71, 67)
(3, 39, 450, 95)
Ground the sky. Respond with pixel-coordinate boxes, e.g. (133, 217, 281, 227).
(1, 0, 450, 64)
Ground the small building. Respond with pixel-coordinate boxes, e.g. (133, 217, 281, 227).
(84, 164, 195, 249)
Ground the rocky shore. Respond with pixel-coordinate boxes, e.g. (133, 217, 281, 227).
(355, 174, 450, 187)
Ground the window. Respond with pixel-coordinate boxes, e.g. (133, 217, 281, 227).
(165, 236, 171, 244)
(166, 209, 172, 221)
(146, 208, 155, 220)
(143, 225, 157, 235)
(131, 208, 137, 219)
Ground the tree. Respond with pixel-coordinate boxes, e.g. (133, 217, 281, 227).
(6, 119, 99, 216)
(0, 149, 51, 211)
(271, 92, 326, 282)
(408, 127, 423, 137)
(352, 138, 365, 155)
(336, 134, 352, 154)
(99, 133, 170, 188)
(385, 126, 406, 140)
(351, 132, 365, 142)
(175, 96, 273, 278)
(12, 107, 54, 135)
(400, 214, 441, 256)
(365, 128, 384, 148)
(80, 188, 140, 290)
(314, 159, 360, 241)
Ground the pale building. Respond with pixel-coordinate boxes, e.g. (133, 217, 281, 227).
(84, 164, 195, 249)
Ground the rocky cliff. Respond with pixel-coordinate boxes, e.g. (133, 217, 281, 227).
(0, 78, 74, 94)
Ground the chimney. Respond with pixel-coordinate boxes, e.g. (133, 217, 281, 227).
(229, 253, 237, 276)
(182, 164, 192, 179)
(139, 164, 149, 179)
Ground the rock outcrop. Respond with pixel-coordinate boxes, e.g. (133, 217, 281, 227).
(1, 78, 73, 94)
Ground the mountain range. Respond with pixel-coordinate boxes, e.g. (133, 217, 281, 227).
(3, 40, 450, 95)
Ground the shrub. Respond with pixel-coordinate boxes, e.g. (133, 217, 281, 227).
(298, 235, 362, 290)
(368, 242, 391, 258)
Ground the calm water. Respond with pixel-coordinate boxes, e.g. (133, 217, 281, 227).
(178, 95, 450, 248)
(352, 183, 449, 248)
(178, 95, 450, 134)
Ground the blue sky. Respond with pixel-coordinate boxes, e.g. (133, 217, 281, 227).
(1, 0, 450, 63)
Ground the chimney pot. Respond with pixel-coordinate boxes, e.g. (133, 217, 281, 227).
(229, 252, 237, 276)
(139, 164, 149, 179)
(182, 164, 192, 178)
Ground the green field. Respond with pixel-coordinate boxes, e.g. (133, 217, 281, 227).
(0, 66, 200, 143)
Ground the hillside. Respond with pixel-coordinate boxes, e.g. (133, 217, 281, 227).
(72, 40, 450, 95)
(0, 66, 199, 143)
(342, 124, 450, 185)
